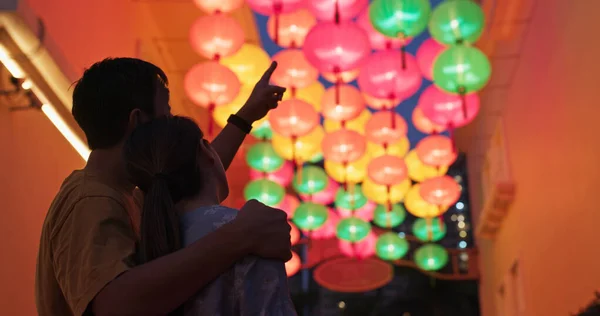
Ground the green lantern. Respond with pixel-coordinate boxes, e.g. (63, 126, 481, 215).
(373, 204, 407, 228)
(246, 142, 284, 173)
(429, 0, 485, 45)
(251, 120, 273, 140)
(309, 151, 323, 163)
(414, 243, 449, 271)
(334, 184, 368, 210)
(376, 232, 409, 261)
(413, 218, 447, 242)
(369, 0, 431, 38)
(243, 179, 284, 207)
(336, 217, 371, 242)
(433, 45, 491, 94)
(293, 166, 328, 195)
(293, 202, 329, 231)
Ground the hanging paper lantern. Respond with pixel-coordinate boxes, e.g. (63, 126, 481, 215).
(405, 150, 447, 182)
(356, 9, 404, 50)
(303, 21, 370, 73)
(324, 109, 371, 134)
(419, 85, 480, 128)
(420, 175, 461, 208)
(376, 232, 409, 261)
(429, 0, 485, 45)
(290, 221, 301, 245)
(367, 155, 408, 186)
(338, 231, 376, 259)
(368, 0, 431, 38)
(272, 49, 319, 90)
(337, 201, 375, 221)
(365, 111, 408, 146)
(300, 177, 339, 205)
(309, 209, 339, 239)
(193, 0, 244, 13)
(336, 217, 371, 242)
(321, 129, 366, 163)
(413, 218, 447, 242)
(321, 69, 360, 84)
(363, 93, 399, 111)
(362, 178, 411, 205)
(415, 135, 457, 168)
(414, 243, 449, 271)
(278, 194, 300, 218)
(321, 84, 365, 122)
(246, 142, 284, 173)
(272, 126, 324, 162)
(405, 184, 449, 218)
(324, 153, 369, 183)
(293, 202, 329, 231)
(246, 0, 304, 15)
(367, 138, 410, 159)
(249, 160, 294, 187)
(267, 9, 317, 48)
(189, 14, 245, 60)
(269, 99, 319, 138)
(433, 45, 491, 94)
(184, 62, 241, 108)
(334, 184, 368, 210)
(412, 106, 446, 134)
(243, 179, 285, 207)
(308, 0, 368, 21)
(282, 81, 325, 111)
(416, 38, 445, 81)
(220, 44, 271, 85)
(252, 120, 273, 140)
(373, 204, 406, 228)
(358, 50, 422, 101)
(293, 165, 329, 195)
(285, 251, 302, 276)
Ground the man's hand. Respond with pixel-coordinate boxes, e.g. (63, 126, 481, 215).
(234, 199, 292, 261)
(236, 61, 286, 124)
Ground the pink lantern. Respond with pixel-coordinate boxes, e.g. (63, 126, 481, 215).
(419, 85, 480, 128)
(303, 21, 370, 74)
(358, 50, 422, 101)
(413, 106, 446, 134)
(189, 14, 245, 60)
(267, 9, 316, 48)
(338, 201, 375, 221)
(365, 111, 407, 145)
(307, 209, 339, 239)
(321, 129, 366, 163)
(367, 155, 408, 186)
(300, 177, 339, 205)
(193, 0, 244, 14)
(339, 231, 376, 259)
(415, 135, 457, 168)
(420, 176, 461, 208)
(321, 84, 365, 122)
(416, 38, 445, 81)
(356, 9, 406, 50)
(321, 69, 360, 84)
(271, 49, 319, 90)
(246, 0, 304, 15)
(276, 194, 300, 219)
(363, 93, 400, 111)
(249, 161, 294, 187)
(308, 0, 368, 21)
(269, 99, 320, 138)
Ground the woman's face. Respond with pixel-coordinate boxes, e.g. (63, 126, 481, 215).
(199, 139, 229, 202)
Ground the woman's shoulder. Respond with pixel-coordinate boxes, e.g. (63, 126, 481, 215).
(179, 205, 239, 245)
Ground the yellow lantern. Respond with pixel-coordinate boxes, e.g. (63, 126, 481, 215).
(213, 85, 267, 129)
(404, 184, 449, 218)
(362, 178, 411, 205)
(324, 109, 371, 134)
(324, 153, 369, 183)
(405, 150, 447, 182)
(367, 138, 410, 159)
(220, 43, 271, 85)
(281, 81, 325, 111)
(272, 126, 324, 162)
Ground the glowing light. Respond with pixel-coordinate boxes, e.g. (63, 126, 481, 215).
(41, 104, 90, 160)
(0, 44, 25, 78)
(459, 231, 467, 238)
(456, 202, 465, 210)
(459, 241, 467, 248)
(457, 221, 465, 229)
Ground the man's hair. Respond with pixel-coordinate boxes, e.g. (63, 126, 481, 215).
(72, 58, 169, 150)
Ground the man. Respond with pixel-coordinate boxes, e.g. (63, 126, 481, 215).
(35, 58, 291, 316)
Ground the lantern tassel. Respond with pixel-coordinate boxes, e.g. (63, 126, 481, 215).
(389, 107, 396, 130)
(448, 122, 457, 153)
(335, 78, 341, 106)
(400, 45, 407, 70)
(386, 185, 392, 228)
(291, 135, 302, 186)
(426, 217, 433, 241)
(273, 2, 282, 45)
(208, 103, 216, 137)
(348, 182, 355, 210)
(437, 214, 444, 232)
(459, 86, 468, 119)
(334, 0, 340, 24)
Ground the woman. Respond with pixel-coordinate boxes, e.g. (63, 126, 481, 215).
(124, 116, 296, 316)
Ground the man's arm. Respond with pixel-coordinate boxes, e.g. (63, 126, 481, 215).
(210, 112, 250, 171)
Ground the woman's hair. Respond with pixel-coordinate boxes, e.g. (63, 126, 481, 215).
(124, 116, 205, 264)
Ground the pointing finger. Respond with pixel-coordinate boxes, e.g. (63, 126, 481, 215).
(260, 61, 278, 83)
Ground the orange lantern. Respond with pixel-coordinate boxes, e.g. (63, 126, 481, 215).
(363, 93, 400, 111)
(405, 150, 447, 182)
(415, 134, 457, 168)
(285, 251, 302, 277)
(290, 221, 300, 245)
(367, 138, 410, 159)
(321, 84, 365, 122)
(321, 69, 360, 83)
(413, 106, 446, 134)
(271, 49, 319, 91)
(321, 129, 366, 164)
(365, 111, 407, 146)
(367, 155, 408, 186)
(193, 0, 244, 13)
(189, 14, 245, 60)
(419, 176, 461, 208)
(269, 99, 319, 138)
(405, 184, 449, 218)
(267, 9, 316, 48)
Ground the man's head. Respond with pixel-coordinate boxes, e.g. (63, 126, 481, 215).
(72, 58, 172, 150)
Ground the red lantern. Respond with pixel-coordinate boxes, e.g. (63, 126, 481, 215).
(413, 107, 446, 134)
(338, 231, 376, 259)
(416, 38, 445, 81)
(267, 9, 316, 48)
(308, 209, 339, 239)
(300, 177, 339, 205)
(269, 99, 320, 138)
(338, 201, 376, 221)
(321, 84, 365, 122)
(365, 111, 407, 145)
(250, 161, 294, 187)
(321, 129, 366, 163)
(419, 85, 480, 128)
(367, 155, 408, 186)
(193, 0, 244, 13)
(415, 135, 457, 168)
(285, 251, 302, 276)
(271, 49, 319, 90)
(419, 175, 461, 208)
(277, 194, 300, 219)
(189, 14, 245, 60)
(356, 9, 405, 50)
(303, 21, 370, 74)
(308, 0, 368, 21)
(246, 0, 304, 15)
(358, 50, 422, 101)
